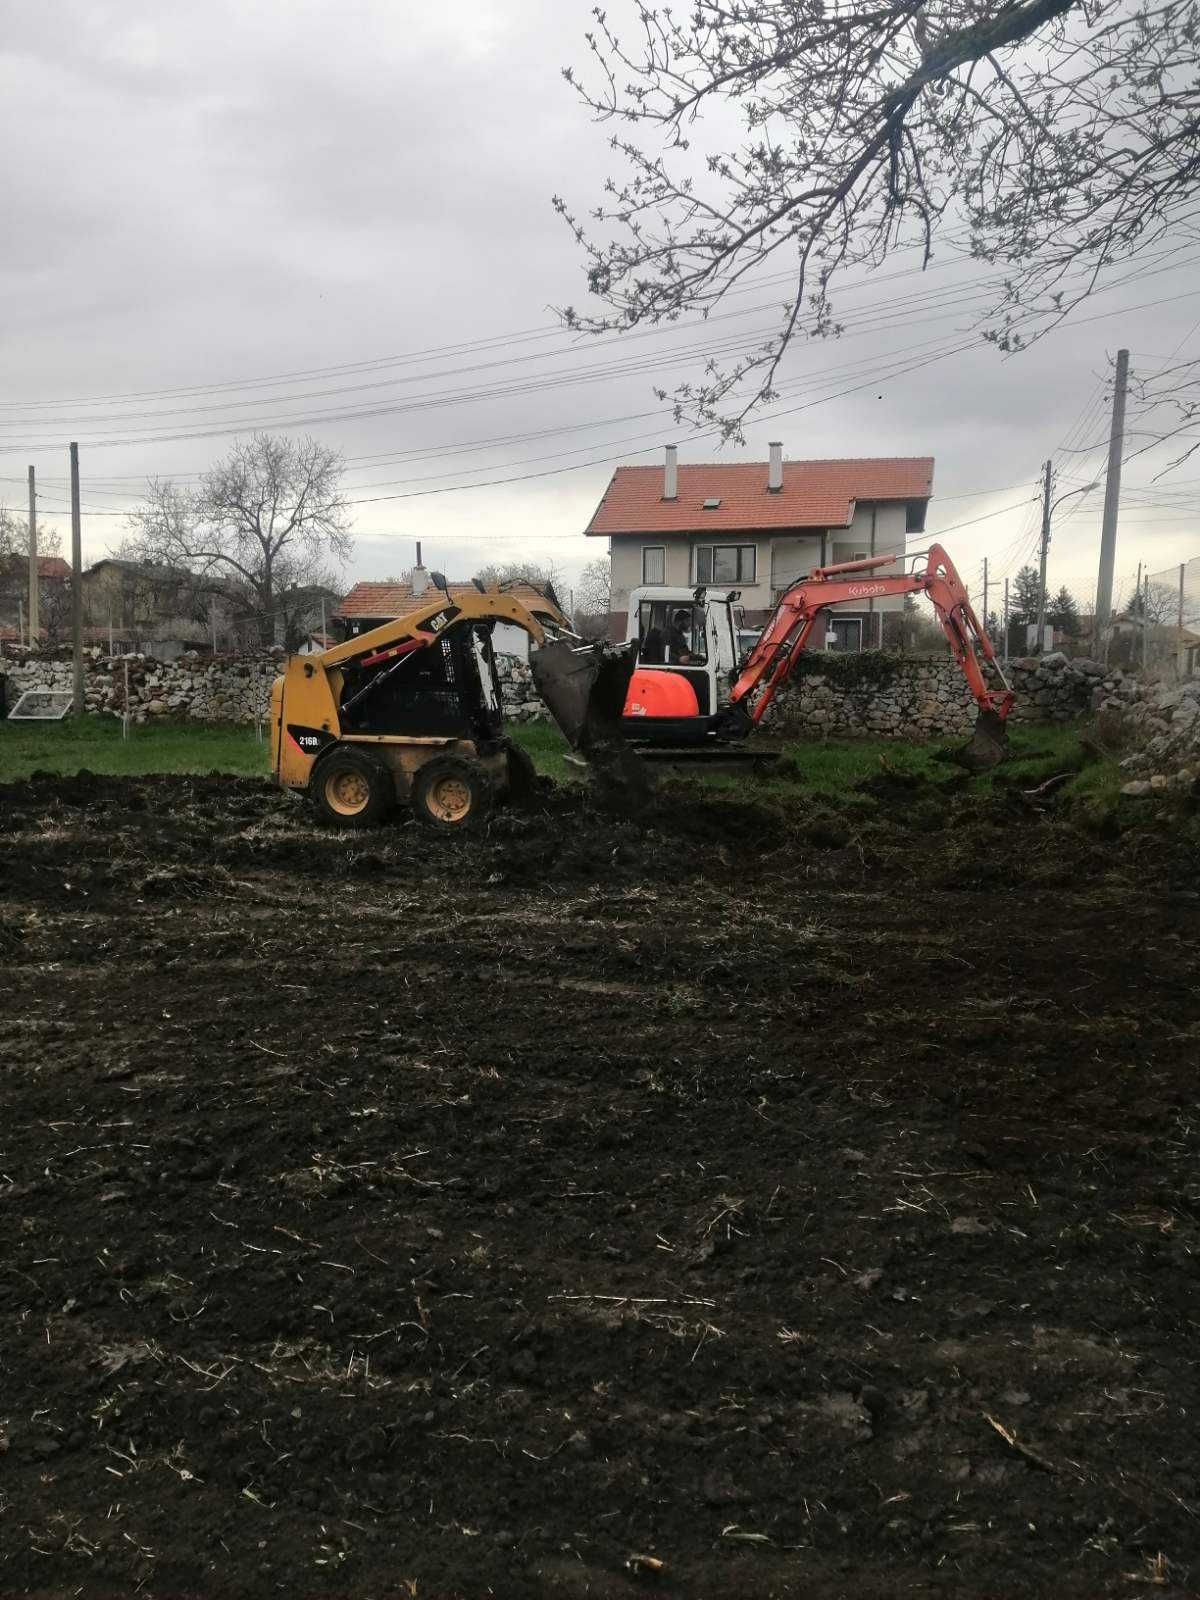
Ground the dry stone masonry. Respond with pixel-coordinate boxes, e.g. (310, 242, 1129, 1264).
(1097, 674, 1200, 795)
(1, 649, 279, 723)
(3, 647, 1195, 797)
(769, 651, 1100, 739)
(0, 647, 549, 726)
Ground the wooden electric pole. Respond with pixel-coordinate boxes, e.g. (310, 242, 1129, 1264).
(1035, 458, 1053, 654)
(1003, 577, 1010, 661)
(27, 465, 39, 644)
(1180, 563, 1188, 677)
(70, 442, 84, 719)
(1094, 348, 1130, 660)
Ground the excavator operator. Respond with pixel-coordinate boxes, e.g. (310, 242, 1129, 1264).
(666, 607, 698, 664)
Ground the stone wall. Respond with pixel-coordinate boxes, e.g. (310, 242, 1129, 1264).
(1097, 675, 1200, 794)
(0, 647, 548, 726)
(495, 654, 547, 724)
(768, 651, 1101, 740)
(0, 649, 278, 722)
(9, 646, 1188, 765)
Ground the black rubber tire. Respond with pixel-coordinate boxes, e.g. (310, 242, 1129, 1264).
(309, 745, 395, 829)
(502, 737, 540, 808)
(411, 755, 495, 832)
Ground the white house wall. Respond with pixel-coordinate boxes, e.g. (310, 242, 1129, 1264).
(608, 501, 911, 621)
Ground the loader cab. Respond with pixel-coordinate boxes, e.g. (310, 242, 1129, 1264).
(623, 586, 740, 740)
(337, 621, 503, 742)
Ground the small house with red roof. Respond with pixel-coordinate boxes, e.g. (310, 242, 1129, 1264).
(586, 445, 934, 649)
(335, 570, 549, 659)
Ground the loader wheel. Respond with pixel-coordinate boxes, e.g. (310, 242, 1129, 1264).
(412, 755, 494, 832)
(311, 746, 394, 829)
(502, 737, 540, 807)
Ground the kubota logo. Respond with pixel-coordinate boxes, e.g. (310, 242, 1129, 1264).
(848, 583, 887, 597)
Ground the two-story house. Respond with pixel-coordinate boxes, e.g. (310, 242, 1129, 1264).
(586, 445, 934, 650)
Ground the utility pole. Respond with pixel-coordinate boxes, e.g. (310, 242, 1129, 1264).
(1035, 458, 1053, 654)
(108, 608, 114, 657)
(210, 595, 219, 655)
(19, 596, 25, 648)
(1179, 562, 1187, 677)
(70, 442, 84, 719)
(27, 465, 39, 644)
(320, 594, 327, 645)
(1134, 561, 1144, 668)
(1143, 568, 1152, 669)
(1094, 347, 1130, 661)
(1003, 577, 1010, 661)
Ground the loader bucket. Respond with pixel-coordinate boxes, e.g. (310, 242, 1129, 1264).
(530, 639, 648, 801)
(953, 709, 1010, 774)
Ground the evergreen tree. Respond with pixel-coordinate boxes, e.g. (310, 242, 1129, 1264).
(1049, 585, 1080, 636)
(1010, 565, 1045, 626)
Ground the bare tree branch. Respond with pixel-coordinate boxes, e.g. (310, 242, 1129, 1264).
(557, 0, 1200, 441)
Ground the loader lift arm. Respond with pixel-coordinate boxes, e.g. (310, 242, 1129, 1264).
(722, 543, 1013, 760)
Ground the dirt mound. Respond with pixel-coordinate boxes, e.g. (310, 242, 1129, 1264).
(2, 770, 1199, 1598)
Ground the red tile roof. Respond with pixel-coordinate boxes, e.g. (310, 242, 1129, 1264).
(1, 554, 71, 579)
(585, 457, 934, 536)
(336, 580, 548, 619)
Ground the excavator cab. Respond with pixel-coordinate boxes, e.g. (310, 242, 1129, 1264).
(621, 586, 741, 740)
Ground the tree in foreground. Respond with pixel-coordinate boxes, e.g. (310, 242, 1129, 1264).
(558, 1, 1200, 440)
(127, 434, 351, 646)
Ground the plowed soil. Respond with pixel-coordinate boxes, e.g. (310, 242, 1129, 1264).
(1, 769, 1198, 1599)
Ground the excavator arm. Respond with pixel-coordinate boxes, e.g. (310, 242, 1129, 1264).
(723, 543, 1013, 765)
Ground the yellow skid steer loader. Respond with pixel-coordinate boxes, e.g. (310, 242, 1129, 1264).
(270, 576, 634, 829)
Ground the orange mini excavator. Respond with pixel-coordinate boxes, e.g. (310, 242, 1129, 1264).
(614, 542, 1013, 770)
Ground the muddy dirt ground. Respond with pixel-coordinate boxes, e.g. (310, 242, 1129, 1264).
(1, 768, 1198, 1599)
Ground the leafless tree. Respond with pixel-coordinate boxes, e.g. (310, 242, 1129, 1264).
(557, 1, 1200, 438)
(574, 555, 613, 620)
(1128, 578, 1179, 625)
(472, 558, 567, 598)
(126, 433, 352, 644)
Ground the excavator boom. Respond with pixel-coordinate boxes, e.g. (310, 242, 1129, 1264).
(724, 543, 1013, 768)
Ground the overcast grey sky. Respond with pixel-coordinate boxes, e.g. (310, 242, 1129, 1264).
(2, 0, 1198, 616)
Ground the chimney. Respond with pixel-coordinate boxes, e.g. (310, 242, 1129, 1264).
(768, 441, 783, 493)
(663, 444, 678, 501)
(411, 540, 428, 596)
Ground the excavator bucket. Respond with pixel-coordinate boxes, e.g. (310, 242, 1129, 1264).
(953, 708, 1010, 774)
(530, 639, 648, 799)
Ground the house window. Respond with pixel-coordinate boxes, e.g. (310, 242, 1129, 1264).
(642, 546, 666, 585)
(695, 545, 756, 584)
